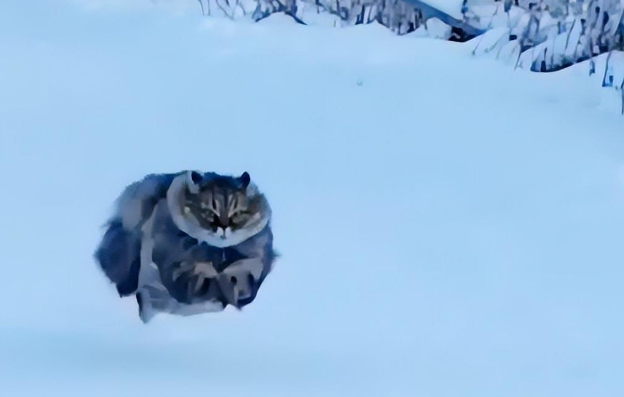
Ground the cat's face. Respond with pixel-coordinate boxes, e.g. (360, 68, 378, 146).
(183, 172, 256, 240)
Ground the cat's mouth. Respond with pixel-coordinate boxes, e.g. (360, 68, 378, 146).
(216, 226, 231, 240)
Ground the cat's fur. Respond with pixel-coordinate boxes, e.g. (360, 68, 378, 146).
(95, 170, 275, 322)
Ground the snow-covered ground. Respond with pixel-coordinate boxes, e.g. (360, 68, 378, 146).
(1, 1, 623, 396)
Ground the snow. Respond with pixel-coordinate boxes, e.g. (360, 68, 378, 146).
(1, 1, 624, 397)
(413, 17, 452, 40)
(295, 6, 342, 28)
(470, 27, 510, 57)
(422, 0, 464, 19)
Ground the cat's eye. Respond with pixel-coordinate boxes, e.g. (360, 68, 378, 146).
(231, 211, 246, 223)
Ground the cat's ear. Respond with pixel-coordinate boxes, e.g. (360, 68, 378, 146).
(186, 171, 203, 194)
(239, 172, 251, 189)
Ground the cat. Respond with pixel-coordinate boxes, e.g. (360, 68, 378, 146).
(95, 170, 276, 322)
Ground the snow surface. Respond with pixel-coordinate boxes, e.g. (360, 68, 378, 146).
(413, 17, 452, 40)
(422, 0, 464, 19)
(1, 1, 624, 396)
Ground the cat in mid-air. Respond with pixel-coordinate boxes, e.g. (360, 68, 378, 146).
(95, 170, 276, 322)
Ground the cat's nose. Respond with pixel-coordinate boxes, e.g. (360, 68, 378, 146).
(214, 216, 229, 229)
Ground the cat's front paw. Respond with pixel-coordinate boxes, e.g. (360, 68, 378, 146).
(163, 261, 216, 304)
